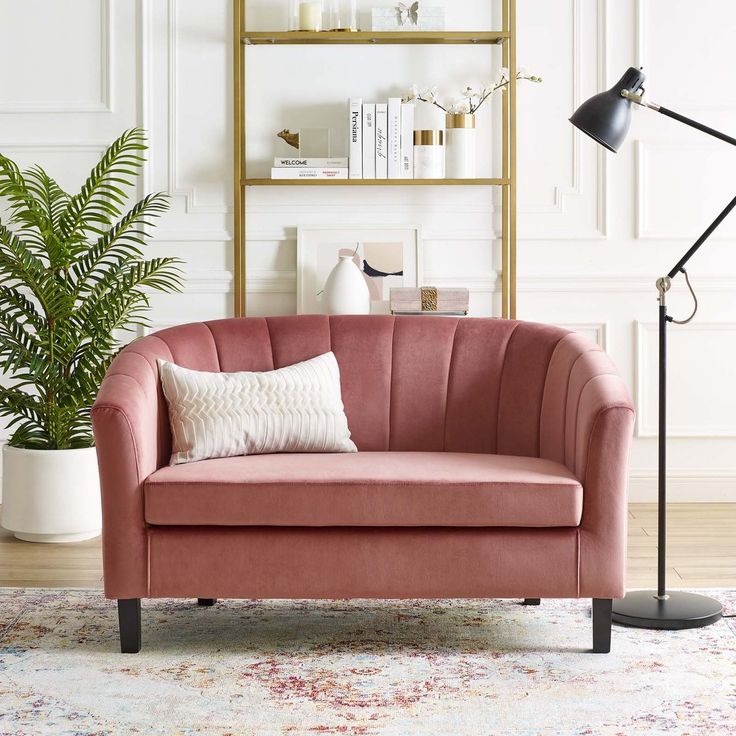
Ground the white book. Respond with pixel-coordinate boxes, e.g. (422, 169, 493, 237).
(348, 98, 363, 179)
(387, 97, 402, 179)
(271, 167, 348, 180)
(375, 103, 388, 179)
(274, 157, 348, 168)
(362, 103, 376, 179)
(400, 102, 415, 179)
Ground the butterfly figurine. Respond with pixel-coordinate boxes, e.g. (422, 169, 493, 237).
(396, 1, 419, 26)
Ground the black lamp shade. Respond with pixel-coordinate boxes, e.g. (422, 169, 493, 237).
(569, 67, 646, 152)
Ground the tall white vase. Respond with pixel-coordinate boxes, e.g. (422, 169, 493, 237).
(1, 445, 101, 543)
(323, 255, 371, 314)
(445, 113, 477, 179)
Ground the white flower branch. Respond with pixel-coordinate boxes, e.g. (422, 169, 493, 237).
(403, 69, 542, 115)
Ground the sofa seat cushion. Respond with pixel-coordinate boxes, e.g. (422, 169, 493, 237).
(144, 452, 583, 528)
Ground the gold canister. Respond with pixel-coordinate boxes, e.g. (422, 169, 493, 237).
(445, 113, 476, 129)
(413, 130, 444, 146)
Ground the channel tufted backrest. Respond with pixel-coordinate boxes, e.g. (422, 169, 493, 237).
(133, 315, 593, 459)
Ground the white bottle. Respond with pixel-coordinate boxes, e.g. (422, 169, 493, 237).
(445, 113, 476, 179)
(413, 130, 445, 179)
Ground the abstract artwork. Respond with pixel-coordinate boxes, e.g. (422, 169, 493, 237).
(297, 226, 422, 314)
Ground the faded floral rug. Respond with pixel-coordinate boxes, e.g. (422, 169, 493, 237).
(0, 589, 734, 735)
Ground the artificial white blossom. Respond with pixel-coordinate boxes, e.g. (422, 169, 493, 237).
(404, 69, 541, 115)
(448, 98, 472, 114)
(403, 84, 420, 103)
(421, 86, 439, 104)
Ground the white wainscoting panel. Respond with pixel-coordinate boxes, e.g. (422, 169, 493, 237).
(635, 321, 736, 438)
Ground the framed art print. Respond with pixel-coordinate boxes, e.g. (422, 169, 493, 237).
(297, 225, 423, 314)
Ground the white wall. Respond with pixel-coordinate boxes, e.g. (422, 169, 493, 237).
(1, 0, 735, 501)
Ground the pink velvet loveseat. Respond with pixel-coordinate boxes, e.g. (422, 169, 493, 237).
(91, 315, 634, 654)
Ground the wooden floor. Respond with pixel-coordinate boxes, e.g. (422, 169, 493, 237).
(1, 503, 735, 589)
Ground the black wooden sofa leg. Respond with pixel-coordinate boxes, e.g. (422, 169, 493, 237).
(592, 598, 613, 653)
(197, 598, 217, 606)
(118, 599, 141, 654)
(522, 598, 541, 606)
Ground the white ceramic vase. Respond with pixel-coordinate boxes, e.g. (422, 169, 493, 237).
(1, 445, 101, 543)
(445, 113, 477, 179)
(323, 255, 371, 314)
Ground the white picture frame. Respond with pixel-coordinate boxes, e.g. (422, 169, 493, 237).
(297, 225, 423, 315)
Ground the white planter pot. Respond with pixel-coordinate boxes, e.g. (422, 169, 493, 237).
(1, 445, 101, 543)
(445, 113, 477, 179)
(323, 255, 371, 314)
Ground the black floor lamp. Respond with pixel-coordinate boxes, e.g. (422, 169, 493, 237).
(569, 67, 724, 630)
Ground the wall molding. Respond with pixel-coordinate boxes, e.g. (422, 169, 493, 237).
(558, 321, 608, 349)
(635, 0, 736, 114)
(635, 320, 736, 438)
(139, 0, 153, 194)
(166, 0, 230, 215)
(0, 141, 109, 154)
(0, 0, 112, 114)
(519, 0, 608, 239)
(635, 140, 736, 240)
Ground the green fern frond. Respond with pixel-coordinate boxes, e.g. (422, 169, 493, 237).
(59, 128, 147, 243)
(0, 155, 51, 237)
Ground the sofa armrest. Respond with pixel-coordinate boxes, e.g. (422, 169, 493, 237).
(564, 344, 635, 598)
(577, 400, 635, 598)
(92, 337, 173, 599)
(541, 333, 635, 598)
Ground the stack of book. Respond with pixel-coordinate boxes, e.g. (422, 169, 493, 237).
(269, 97, 417, 181)
(390, 287, 470, 316)
(271, 157, 348, 180)
(349, 98, 415, 180)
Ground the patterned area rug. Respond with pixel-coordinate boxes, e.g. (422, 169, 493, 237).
(1, 589, 735, 735)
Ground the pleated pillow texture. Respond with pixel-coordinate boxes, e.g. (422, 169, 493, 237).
(159, 351, 358, 465)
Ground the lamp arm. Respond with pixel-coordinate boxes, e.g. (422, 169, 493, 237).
(658, 106, 736, 148)
(622, 90, 736, 147)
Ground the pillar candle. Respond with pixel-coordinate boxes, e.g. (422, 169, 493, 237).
(299, 2, 322, 31)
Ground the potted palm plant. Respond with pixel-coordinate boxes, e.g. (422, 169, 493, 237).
(0, 128, 183, 542)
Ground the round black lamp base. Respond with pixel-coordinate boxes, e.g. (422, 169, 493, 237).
(612, 590, 723, 630)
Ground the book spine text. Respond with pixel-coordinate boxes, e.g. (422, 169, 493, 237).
(387, 97, 402, 179)
(375, 103, 388, 179)
(400, 102, 415, 179)
(271, 168, 348, 180)
(362, 103, 376, 179)
(348, 98, 363, 179)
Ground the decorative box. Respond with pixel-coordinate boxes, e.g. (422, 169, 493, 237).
(390, 287, 469, 315)
(370, 7, 445, 32)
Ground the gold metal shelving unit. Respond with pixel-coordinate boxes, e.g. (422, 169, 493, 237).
(233, 1, 517, 318)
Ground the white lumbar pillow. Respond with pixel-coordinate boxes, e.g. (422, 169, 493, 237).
(159, 351, 357, 465)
